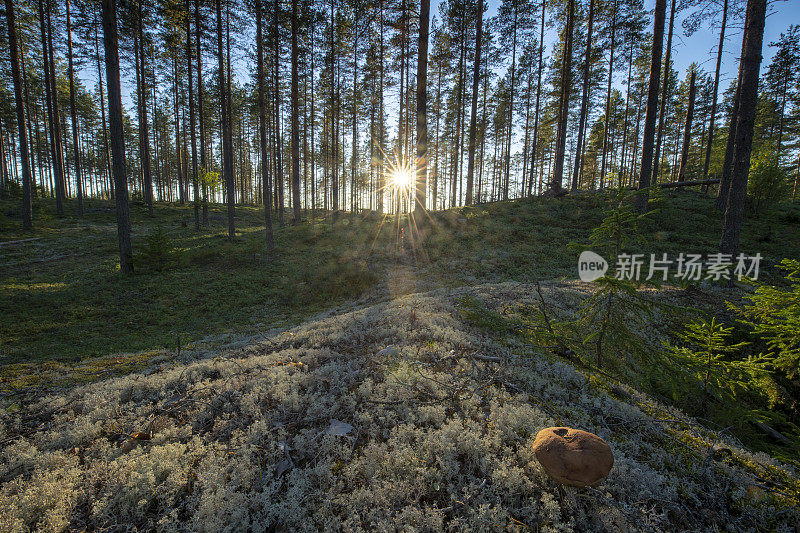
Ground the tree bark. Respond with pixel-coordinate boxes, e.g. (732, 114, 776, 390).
(93, 14, 113, 201)
(716, 19, 750, 210)
(136, 3, 153, 215)
(504, 6, 518, 200)
(256, 0, 275, 247)
(195, 0, 209, 225)
(600, 1, 617, 189)
(216, 0, 235, 238)
(652, 0, 676, 185)
(551, 0, 575, 192)
(101, 0, 133, 274)
(528, 0, 545, 196)
(702, 0, 728, 180)
(5, 0, 33, 228)
(634, 0, 667, 212)
(465, 0, 483, 206)
(415, 0, 430, 214)
(572, 0, 594, 191)
(291, 0, 301, 222)
(677, 68, 697, 184)
(66, 0, 83, 216)
(276, 0, 286, 222)
(187, 0, 200, 229)
(719, 0, 766, 257)
(38, 0, 64, 215)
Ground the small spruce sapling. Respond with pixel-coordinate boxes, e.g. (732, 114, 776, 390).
(140, 226, 173, 272)
(736, 259, 800, 379)
(666, 317, 763, 407)
(570, 184, 658, 369)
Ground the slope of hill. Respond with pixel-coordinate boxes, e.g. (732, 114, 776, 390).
(1, 281, 798, 531)
(3, 191, 800, 368)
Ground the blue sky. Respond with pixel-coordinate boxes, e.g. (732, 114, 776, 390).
(106, 0, 798, 121)
(439, 0, 798, 94)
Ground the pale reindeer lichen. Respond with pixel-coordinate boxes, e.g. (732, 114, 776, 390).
(1, 282, 797, 531)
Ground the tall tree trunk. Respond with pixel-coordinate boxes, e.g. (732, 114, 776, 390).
(187, 0, 200, 229)
(38, 0, 64, 215)
(415, 0, 430, 215)
(66, 0, 83, 215)
(572, 0, 594, 191)
(101, 0, 133, 274)
(619, 42, 634, 184)
(173, 52, 184, 205)
(528, 0, 545, 196)
(351, 15, 359, 215)
(136, 4, 153, 215)
(719, 0, 766, 257)
(5, 0, 33, 228)
(291, 0, 301, 222)
(195, 0, 209, 225)
(47, 3, 67, 207)
(702, 0, 728, 180)
(398, 0, 406, 163)
(94, 15, 113, 201)
(377, 0, 384, 214)
(600, 1, 616, 188)
(19, 36, 37, 199)
(504, 6, 518, 199)
(634, 0, 667, 212)
(651, 0, 676, 185)
(716, 21, 748, 210)
(276, 0, 286, 222)
(310, 25, 316, 218)
(551, 0, 575, 192)
(451, 38, 465, 207)
(217, 0, 235, 238)
(256, 0, 274, 246)
(677, 68, 696, 184)
(331, 0, 338, 215)
(465, 0, 483, 205)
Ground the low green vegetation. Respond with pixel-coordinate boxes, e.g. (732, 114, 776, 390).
(451, 190, 800, 465)
(2, 192, 799, 369)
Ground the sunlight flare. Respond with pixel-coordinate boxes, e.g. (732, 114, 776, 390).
(390, 166, 414, 191)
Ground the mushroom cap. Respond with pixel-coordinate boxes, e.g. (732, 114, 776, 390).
(532, 427, 614, 487)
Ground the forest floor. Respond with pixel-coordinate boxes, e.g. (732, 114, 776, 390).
(2, 190, 799, 368)
(2, 279, 800, 531)
(2, 190, 800, 530)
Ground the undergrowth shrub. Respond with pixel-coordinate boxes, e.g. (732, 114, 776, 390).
(138, 226, 175, 272)
(737, 259, 800, 379)
(568, 185, 661, 371)
(663, 318, 766, 408)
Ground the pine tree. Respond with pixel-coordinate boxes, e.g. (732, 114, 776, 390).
(719, 0, 767, 257)
(634, 0, 666, 212)
(4, 0, 33, 229)
(101, 0, 133, 274)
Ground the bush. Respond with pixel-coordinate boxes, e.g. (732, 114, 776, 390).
(738, 259, 800, 379)
(139, 226, 174, 272)
(665, 318, 765, 406)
